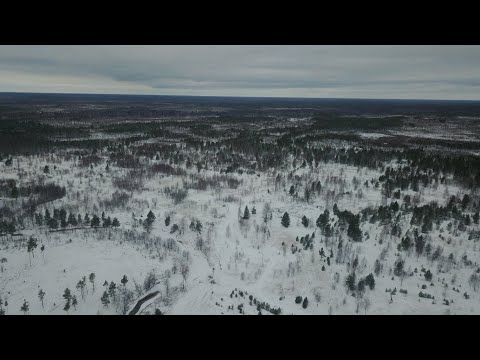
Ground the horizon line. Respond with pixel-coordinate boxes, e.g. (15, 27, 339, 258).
(0, 90, 479, 103)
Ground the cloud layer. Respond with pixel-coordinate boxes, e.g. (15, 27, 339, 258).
(0, 45, 479, 100)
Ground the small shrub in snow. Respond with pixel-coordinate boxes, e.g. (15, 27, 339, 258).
(302, 297, 309, 309)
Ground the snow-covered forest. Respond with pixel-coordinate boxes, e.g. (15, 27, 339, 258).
(2, 94, 480, 315)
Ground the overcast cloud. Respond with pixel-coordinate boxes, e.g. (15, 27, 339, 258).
(0, 45, 479, 100)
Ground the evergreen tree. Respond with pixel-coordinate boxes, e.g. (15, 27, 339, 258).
(43, 165, 49, 174)
(165, 215, 171, 226)
(394, 259, 405, 277)
(195, 220, 203, 234)
(302, 297, 309, 309)
(400, 236, 412, 251)
(251, 207, 256, 215)
(112, 218, 120, 228)
(365, 273, 375, 290)
(47, 217, 58, 229)
(144, 210, 156, 231)
(289, 185, 295, 196)
(90, 214, 100, 228)
(357, 279, 366, 293)
(103, 216, 112, 227)
(425, 270, 433, 281)
(281, 212, 290, 228)
(59, 209, 67, 224)
(316, 209, 330, 229)
(345, 273, 356, 292)
(301, 215, 309, 227)
(347, 215, 362, 242)
(68, 213, 78, 226)
(63, 288, 72, 302)
(243, 206, 250, 220)
(415, 235, 426, 256)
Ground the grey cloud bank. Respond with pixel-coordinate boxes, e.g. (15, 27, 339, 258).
(0, 45, 479, 100)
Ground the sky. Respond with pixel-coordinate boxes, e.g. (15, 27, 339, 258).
(0, 45, 479, 100)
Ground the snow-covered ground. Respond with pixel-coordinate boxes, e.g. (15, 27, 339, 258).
(2, 147, 480, 315)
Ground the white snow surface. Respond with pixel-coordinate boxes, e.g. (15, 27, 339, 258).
(1, 154, 480, 315)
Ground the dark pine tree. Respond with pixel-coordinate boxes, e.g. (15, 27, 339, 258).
(424, 270, 433, 281)
(90, 215, 100, 228)
(365, 273, 375, 290)
(243, 206, 250, 220)
(301, 215, 309, 227)
(281, 212, 290, 228)
(347, 215, 362, 242)
(345, 273, 356, 292)
(68, 213, 78, 227)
